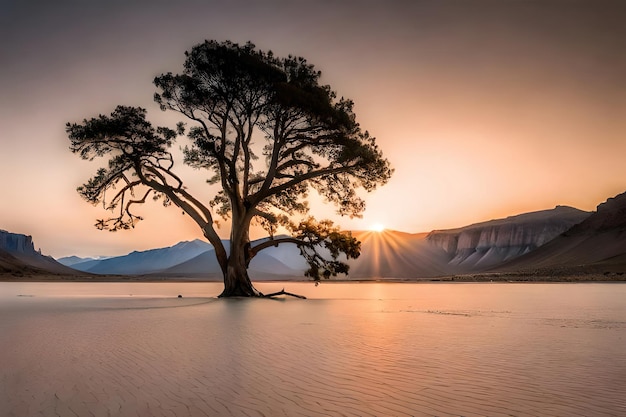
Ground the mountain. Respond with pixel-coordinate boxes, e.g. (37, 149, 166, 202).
(425, 205, 591, 272)
(0, 230, 80, 276)
(46, 203, 601, 280)
(152, 249, 221, 278)
(9, 191, 619, 280)
(145, 238, 307, 279)
(495, 192, 626, 274)
(0, 230, 36, 253)
(68, 239, 212, 274)
(344, 206, 591, 279)
(347, 231, 450, 278)
(57, 255, 99, 267)
(63, 235, 307, 279)
(157, 247, 305, 280)
(0, 248, 38, 274)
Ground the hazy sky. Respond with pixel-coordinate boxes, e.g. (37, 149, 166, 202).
(1, 0, 625, 258)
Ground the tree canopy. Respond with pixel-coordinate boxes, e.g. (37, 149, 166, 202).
(67, 40, 393, 296)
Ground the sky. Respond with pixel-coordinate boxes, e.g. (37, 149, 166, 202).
(1, 0, 625, 258)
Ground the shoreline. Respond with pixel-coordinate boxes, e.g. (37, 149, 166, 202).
(1, 271, 625, 283)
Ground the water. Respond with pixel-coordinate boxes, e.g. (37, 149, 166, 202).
(1, 282, 625, 416)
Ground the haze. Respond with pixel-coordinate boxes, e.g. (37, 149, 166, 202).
(1, 1, 624, 258)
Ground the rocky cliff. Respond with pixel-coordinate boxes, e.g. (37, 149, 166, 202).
(566, 191, 626, 234)
(0, 229, 79, 276)
(0, 230, 36, 254)
(497, 191, 626, 274)
(426, 206, 591, 271)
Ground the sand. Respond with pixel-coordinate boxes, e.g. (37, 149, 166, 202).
(1, 282, 625, 416)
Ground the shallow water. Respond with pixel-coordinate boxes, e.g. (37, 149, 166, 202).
(1, 282, 625, 416)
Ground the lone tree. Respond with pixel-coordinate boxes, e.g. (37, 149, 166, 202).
(67, 40, 392, 297)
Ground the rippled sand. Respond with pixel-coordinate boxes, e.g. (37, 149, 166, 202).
(1, 282, 625, 416)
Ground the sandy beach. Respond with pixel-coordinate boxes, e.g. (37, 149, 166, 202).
(1, 281, 625, 416)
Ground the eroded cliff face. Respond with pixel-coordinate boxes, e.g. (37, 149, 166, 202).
(426, 206, 591, 271)
(0, 230, 36, 254)
(568, 191, 626, 233)
(0, 230, 83, 275)
(495, 191, 626, 273)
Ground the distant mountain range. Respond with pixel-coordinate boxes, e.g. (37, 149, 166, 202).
(58, 236, 308, 280)
(61, 239, 213, 275)
(3, 191, 626, 279)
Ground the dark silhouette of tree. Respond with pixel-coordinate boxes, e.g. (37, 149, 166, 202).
(67, 40, 393, 297)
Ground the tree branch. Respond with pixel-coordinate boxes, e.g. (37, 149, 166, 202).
(250, 236, 317, 258)
(254, 162, 360, 203)
(135, 163, 228, 270)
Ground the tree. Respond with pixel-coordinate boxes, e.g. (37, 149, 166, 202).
(67, 40, 393, 297)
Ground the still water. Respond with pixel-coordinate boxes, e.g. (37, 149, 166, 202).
(1, 282, 625, 416)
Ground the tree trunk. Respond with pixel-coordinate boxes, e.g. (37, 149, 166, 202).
(218, 213, 262, 297)
(219, 260, 261, 297)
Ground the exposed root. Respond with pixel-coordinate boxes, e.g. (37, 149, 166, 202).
(262, 288, 307, 299)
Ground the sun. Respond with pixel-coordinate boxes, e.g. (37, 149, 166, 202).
(370, 223, 385, 232)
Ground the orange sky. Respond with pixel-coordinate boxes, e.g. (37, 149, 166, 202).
(1, 1, 624, 258)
